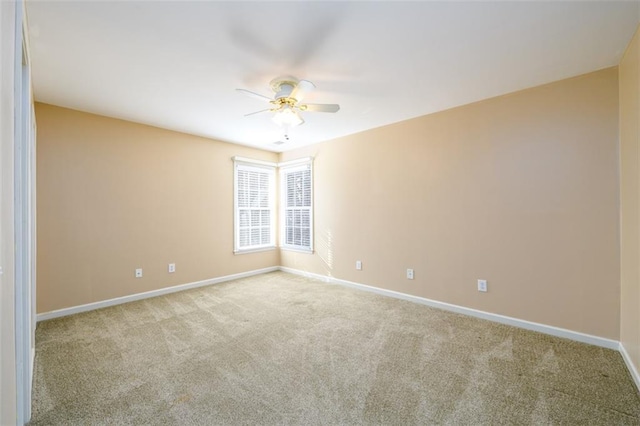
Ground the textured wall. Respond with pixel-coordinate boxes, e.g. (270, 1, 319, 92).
(281, 68, 621, 339)
(36, 104, 279, 313)
(620, 25, 640, 380)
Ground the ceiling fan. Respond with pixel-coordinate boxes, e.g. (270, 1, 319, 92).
(237, 76, 340, 129)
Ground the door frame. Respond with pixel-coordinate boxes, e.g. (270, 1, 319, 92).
(14, 1, 35, 423)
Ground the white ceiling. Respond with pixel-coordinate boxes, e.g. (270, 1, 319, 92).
(26, 1, 640, 152)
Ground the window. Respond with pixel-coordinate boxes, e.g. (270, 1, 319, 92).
(233, 158, 276, 253)
(280, 159, 313, 252)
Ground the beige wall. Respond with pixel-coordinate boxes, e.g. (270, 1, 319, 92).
(36, 103, 279, 313)
(281, 67, 621, 339)
(1, 1, 17, 423)
(36, 67, 623, 340)
(620, 26, 640, 379)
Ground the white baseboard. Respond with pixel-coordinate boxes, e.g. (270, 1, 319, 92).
(34, 265, 636, 388)
(279, 267, 619, 350)
(36, 264, 623, 353)
(619, 342, 640, 392)
(36, 266, 280, 322)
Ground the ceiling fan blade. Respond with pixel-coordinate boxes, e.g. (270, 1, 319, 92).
(244, 108, 271, 117)
(300, 103, 340, 113)
(236, 88, 272, 102)
(290, 80, 315, 102)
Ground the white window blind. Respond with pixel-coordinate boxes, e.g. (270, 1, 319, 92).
(234, 160, 275, 253)
(280, 161, 313, 252)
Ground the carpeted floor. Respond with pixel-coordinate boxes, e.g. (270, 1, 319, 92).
(30, 271, 640, 425)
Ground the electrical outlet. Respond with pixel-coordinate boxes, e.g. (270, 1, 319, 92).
(356, 260, 362, 270)
(135, 268, 143, 278)
(407, 268, 414, 280)
(478, 279, 488, 292)
(168, 263, 176, 273)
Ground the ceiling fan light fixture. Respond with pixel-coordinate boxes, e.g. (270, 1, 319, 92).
(272, 105, 304, 127)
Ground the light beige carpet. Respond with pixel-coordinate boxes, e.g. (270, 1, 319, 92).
(30, 271, 640, 425)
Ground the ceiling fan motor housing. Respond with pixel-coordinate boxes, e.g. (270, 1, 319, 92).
(270, 77, 298, 99)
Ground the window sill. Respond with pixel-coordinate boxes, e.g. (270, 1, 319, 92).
(280, 247, 314, 254)
(234, 246, 277, 255)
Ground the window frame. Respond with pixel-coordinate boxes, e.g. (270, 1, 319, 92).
(233, 157, 277, 254)
(279, 158, 314, 253)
